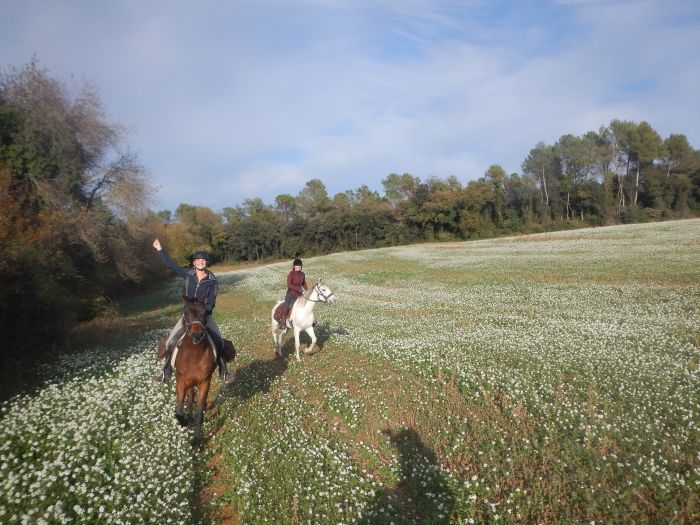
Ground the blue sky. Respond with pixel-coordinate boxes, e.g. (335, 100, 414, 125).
(3, 0, 700, 212)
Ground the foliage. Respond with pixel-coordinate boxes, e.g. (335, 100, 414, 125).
(153, 119, 698, 265)
(0, 60, 162, 398)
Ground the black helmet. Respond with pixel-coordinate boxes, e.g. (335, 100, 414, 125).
(191, 251, 210, 262)
(292, 258, 302, 267)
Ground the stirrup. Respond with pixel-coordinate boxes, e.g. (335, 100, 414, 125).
(220, 369, 234, 384)
(152, 371, 170, 385)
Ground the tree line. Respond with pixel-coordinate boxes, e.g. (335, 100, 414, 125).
(159, 124, 699, 264)
(2, 60, 699, 395)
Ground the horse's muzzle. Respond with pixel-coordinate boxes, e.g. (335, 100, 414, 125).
(190, 331, 206, 345)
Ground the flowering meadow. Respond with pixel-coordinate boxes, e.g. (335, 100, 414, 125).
(0, 329, 198, 524)
(2, 219, 699, 523)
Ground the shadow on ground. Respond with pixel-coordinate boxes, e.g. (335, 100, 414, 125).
(360, 427, 455, 525)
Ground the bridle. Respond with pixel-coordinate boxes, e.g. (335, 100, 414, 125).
(305, 282, 336, 303)
(184, 317, 207, 344)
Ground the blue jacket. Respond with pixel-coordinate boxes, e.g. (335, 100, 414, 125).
(158, 250, 218, 316)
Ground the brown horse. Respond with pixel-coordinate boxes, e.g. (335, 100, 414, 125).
(167, 295, 217, 449)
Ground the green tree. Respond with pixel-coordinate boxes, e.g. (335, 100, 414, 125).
(628, 121, 662, 206)
(382, 172, 419, 208)
(296, 178, 330, 217)
(0, 59, 156, 394)
(522, 142, 556, 212)
(459, 180, 495, 238)
(274, 193, 296, 222)
(662, 134, 696, 178)
(608, 119, 637, 213)
(484, 164, 507, 225)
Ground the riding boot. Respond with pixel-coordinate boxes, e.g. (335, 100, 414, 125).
(153, 348, 174, 384)
(217, 355, 232, 384)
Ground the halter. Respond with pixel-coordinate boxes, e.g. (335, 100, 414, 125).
(184, 318, 207, 343)
(305, 282, 336, 303)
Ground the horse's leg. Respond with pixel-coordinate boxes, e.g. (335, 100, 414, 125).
(294, 328, 302, 362)
(188, 387, 196, 420)
(304, 326, 317, 355)
(193, 379, 211, 450)
(271, 323, 281, 356)
(175, 380, 188, 427)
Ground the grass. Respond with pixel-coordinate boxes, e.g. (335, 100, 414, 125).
(1, 219, 699, 524)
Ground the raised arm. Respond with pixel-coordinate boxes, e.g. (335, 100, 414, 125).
(153, 238, 189, 279)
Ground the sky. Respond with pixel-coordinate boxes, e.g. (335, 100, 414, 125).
(3, 0, 700, 213)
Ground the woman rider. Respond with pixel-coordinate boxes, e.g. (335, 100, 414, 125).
(151, 239, 231, 384)
(276, 258, 307, 328)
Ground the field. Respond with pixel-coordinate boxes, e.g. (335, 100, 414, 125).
(1, 219, 699, 524)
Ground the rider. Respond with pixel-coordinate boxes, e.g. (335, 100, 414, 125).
(276, 258, 307, 329)
(151, 238, 231, 384)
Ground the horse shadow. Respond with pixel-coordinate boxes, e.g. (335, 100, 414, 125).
(201, 353, 289, 445)
(313, 320, 349, 350)
(359, 426, 455, 525)
(224, 355, 289, 401)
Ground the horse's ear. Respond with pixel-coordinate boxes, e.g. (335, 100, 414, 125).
(182, 294, 189, 304)
(319, 278, 323, 284)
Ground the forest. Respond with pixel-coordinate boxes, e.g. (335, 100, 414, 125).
(2, 61, 699, 393)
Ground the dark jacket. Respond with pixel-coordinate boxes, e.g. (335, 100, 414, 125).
(287, 270, 307, 296)
(158, 250, 218, 316)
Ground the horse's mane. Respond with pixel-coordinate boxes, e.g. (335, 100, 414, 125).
(297, 283, 315, 306)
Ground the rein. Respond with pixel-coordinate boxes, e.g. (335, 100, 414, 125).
(304, 283, 335, 303)
(185, 319, 206, 330)
(184, 319, 207, 344)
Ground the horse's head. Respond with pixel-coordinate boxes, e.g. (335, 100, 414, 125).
(314, 279, 338, 305)
(182, 295, 208, 345)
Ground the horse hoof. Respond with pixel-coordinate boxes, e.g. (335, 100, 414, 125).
(176, 415, 188, 427)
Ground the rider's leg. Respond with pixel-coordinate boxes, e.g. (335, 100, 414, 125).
(153, 318, 184, 384)
(281, 293, 296, 328)
(206, 317, 231, 382)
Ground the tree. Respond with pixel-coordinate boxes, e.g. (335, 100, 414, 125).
(662, 134, 697, 178)
(0, 59, 157, 393)
(628, 121, 662, 206)
(156, 209, 172, 223)
(382, 172, 419, 207)
(296, 178, 330, 217)
(169, 204, 223, 261)
(274, 193, 296, 222)
(608, 119, 637, 213)
(459, 180, 495, 238)
(484, 164, 507, 224)
(522, 142, 555, 210)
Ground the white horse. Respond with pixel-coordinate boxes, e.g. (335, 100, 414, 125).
(271, 280, 338, 361)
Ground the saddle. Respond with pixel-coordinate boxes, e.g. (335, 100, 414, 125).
(220, 339, 236, 363)
(274, 297, 298, 326)
(155, 334, 236, 363)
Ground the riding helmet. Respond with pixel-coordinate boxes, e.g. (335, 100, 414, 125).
(292, 258, 303, 267)
(191, 250, 210, 262)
